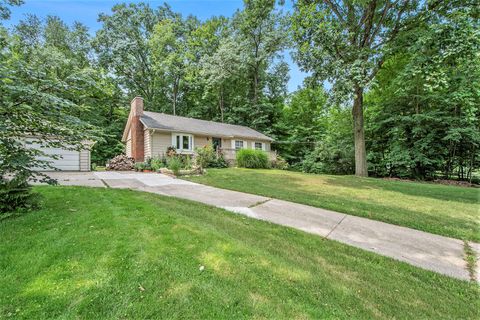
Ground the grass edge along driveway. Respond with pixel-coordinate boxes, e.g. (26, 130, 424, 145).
(184, 168, 480, 242)
(0, 186, 478, 319)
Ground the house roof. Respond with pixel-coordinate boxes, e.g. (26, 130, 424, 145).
(139, 112, 273, 141)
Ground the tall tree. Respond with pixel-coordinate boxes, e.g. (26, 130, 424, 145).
(149, 18, 192, 115)
(232, 0, 289, 129)
(200, 37, 243, 122)
(94, 3, 177, 109)
(292, 0, 444, 176)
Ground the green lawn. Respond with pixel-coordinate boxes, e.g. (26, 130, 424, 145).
(185, 168, 480, 241)
(0, 187, 478, 319)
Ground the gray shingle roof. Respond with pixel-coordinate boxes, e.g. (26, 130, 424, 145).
(140, 112, 273, 141)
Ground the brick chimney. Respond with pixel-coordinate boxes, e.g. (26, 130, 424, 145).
(130, 96, 144, 162)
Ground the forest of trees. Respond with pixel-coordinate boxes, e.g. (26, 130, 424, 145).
(1, 0, 479, 183)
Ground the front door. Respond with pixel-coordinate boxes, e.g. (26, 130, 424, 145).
(212, 137, 222, 150)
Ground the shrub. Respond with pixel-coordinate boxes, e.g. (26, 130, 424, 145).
(271, 155, 289, 170)
(150, 156, 165, 171)
(195, 145, 214, 168)
(167, 156, 182, 175)
(134, 162, 145, 171)
(211, 152, 229, 168)
(0, 177, 39, 218)
(195, 145, 229, 169)
(183, 155, 192, 169)
(236, 149, 270, 169)
(301, 140, 354, 175)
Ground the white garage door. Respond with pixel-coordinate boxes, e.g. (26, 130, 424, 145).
(32, 145, 81, 171)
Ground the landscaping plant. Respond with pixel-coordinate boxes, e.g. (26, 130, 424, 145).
(167, 156, 182, 175)
(236, 149, 270, 169)
(150, 156, 165, 172)
(134, 162, 145, 172)
(194, 145, 228, 169)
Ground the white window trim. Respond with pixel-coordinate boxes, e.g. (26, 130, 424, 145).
(253, 141, 266, 151)
(171, 133, 194, 153)
(231, 139, 247, 150)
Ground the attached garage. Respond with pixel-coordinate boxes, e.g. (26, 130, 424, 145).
(28, 140, 92, 172)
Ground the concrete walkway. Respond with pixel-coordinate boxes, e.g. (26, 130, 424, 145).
(45, 171, 479, 282)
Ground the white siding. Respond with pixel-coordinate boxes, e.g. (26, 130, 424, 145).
(194, 135, 209, 149)
(125, 130, 132, 157)
(125, 139, 132, 157)
(144, 129, 152, 159)
(150, 132, 172, 157)
(79, 149, 90, 171)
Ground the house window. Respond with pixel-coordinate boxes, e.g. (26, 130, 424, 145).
(234, 140, 244, 150)
(172, 133, 193, 152)
(212, 137, 222, 150)
(254, 142, 263, 150)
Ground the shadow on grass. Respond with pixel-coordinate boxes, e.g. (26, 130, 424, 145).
(313, 175, 480, 205)
(1, 187, 478, 319)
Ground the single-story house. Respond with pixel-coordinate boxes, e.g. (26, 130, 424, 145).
(122, 96, 275, 163)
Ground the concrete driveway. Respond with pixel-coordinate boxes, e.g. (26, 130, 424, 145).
(44, 171, 479, 282)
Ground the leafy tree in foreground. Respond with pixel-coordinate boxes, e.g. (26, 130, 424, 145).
(292, 0, 446, 176)
(0, 30, 97, 213)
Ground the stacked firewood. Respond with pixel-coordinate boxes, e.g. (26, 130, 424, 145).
(106, 155, 135, 171)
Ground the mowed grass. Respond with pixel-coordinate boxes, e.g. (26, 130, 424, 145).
(0, 187, 478, 319)
(185, 168, 480, 241)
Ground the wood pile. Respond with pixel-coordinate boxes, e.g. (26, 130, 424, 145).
(106, 155, 135, 171)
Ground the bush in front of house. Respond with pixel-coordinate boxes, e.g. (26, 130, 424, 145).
(167, 156, 182, 175)
(236, 149, 270, 169)
(195, 145, 228, 169)
(150, 156, 166, 171)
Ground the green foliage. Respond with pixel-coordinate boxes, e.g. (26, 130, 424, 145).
(365, 6, 480, 180)
(0, 16, 101, 212)
(271, 155, 288, 170)
(195, 145, 214, 168)
(0, 177, 38, 216)
(275, 87, 328, 164)
(291, 0, 449, 176)
(195, 145, 228, 169)
(150, 156, 166, 171)
(236, 149, 270, 169)
(167, 156, 182, 175)
(134, 162, 145, 171)
(0, 0, 22, 20)
(301, 107, 354, 175)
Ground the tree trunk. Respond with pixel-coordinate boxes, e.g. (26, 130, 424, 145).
(219, 86, 224, 122)
(352, 86, 368, 177)
(173, 77, 179, 116)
